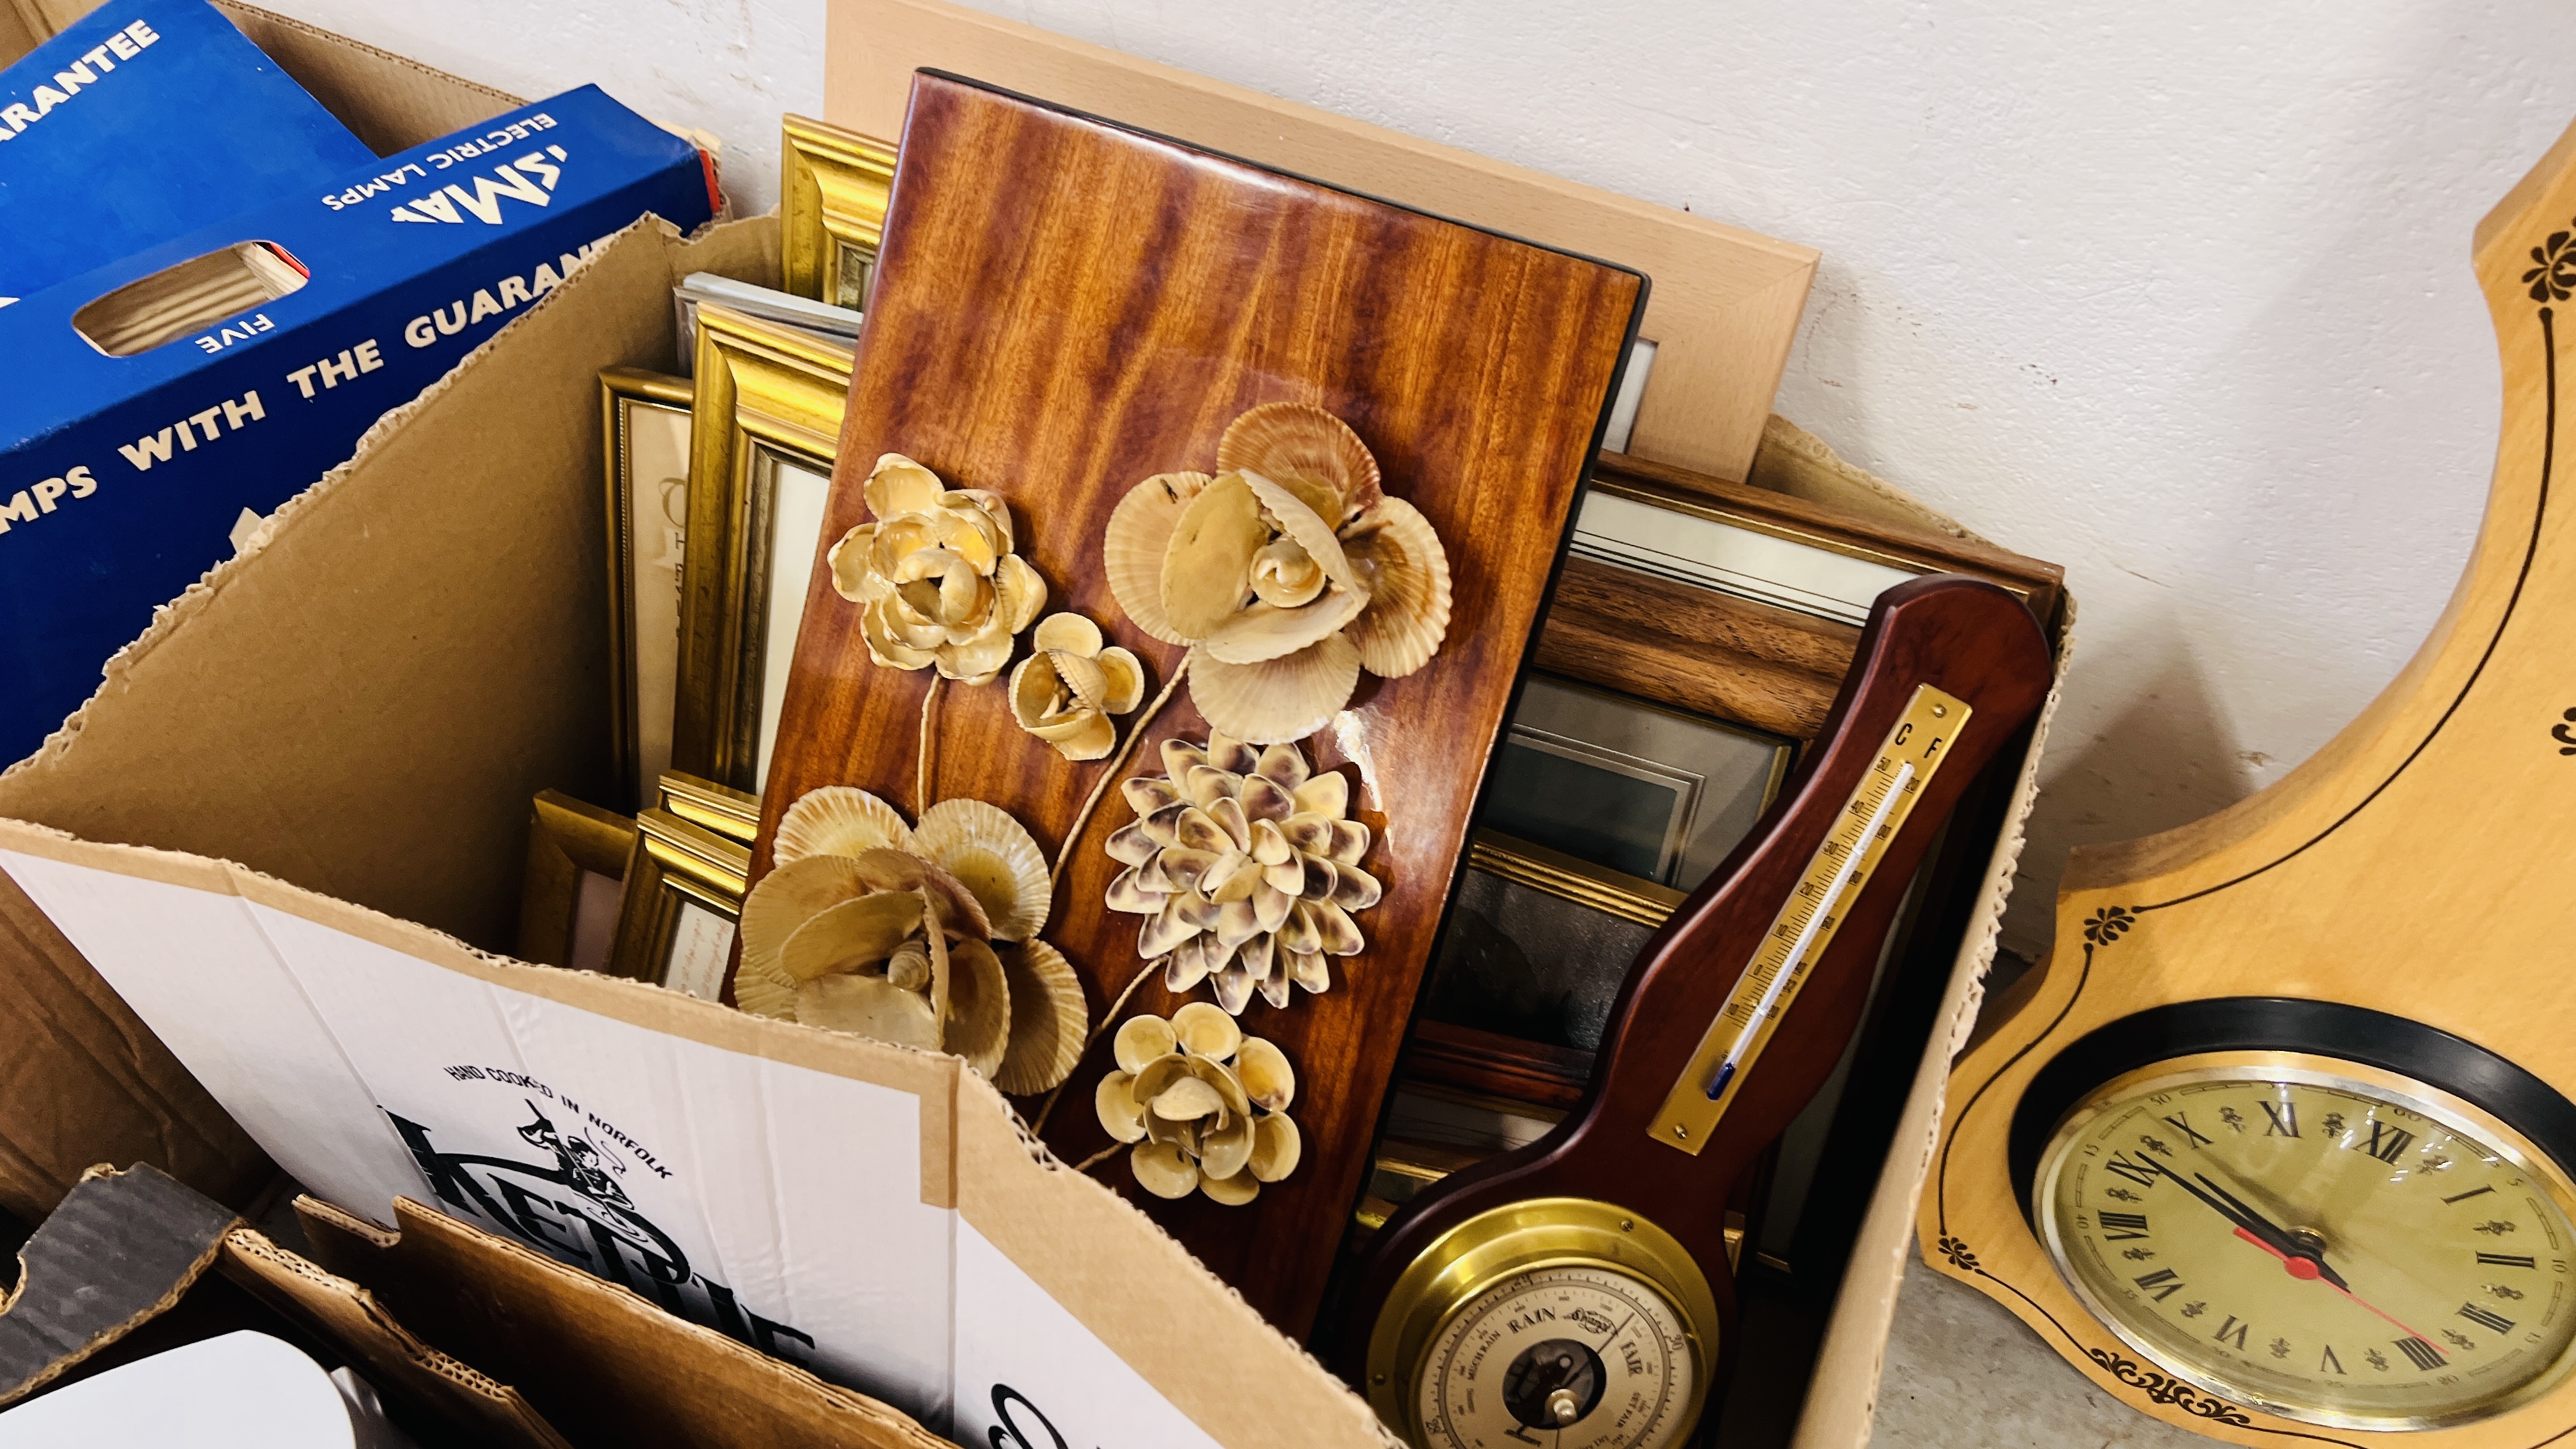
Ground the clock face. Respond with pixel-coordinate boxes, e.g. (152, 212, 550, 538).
(1413, 1264, 1696, 1449)
(2037, 1054, 2576, 1429)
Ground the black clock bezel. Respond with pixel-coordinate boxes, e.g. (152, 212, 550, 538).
(2009, 997, 2576, 1224)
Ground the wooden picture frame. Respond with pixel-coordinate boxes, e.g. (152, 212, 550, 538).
(670, 305, 855, 795)
(604, 807, 751, 999)
(781, 113, 897, 310)
(602, 367, 694, 813)
(515, 790, 640, 973)
(1386, 448, 2066, 1287)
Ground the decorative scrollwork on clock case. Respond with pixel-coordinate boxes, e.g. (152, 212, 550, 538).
(1936, 1234, 1980, 1273)
(2085, 1349, 2258, 1427)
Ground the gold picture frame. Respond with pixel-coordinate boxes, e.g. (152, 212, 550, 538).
(602, 367, 694, 813)
(656, 770, 760, 844)
(670, 304, 855, 793)
(516, 791, 640, 972)
(781, 113, 897, 310)
(604, 807, 751, 999)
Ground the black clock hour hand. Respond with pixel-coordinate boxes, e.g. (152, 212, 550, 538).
(2192, 1172, 2352, 1292)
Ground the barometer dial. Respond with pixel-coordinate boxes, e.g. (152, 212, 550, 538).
(2037, 1054, 2576, 1430)
(1414, 1264, 1693, 1449)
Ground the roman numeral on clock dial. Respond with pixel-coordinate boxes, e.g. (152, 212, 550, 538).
(2460, 1303, 2517, 1333)
(2214, 1315, 2251, 1349)
(2133, 1268, 2184, 1302)
(2476, 1252, 2536, 1268)
(2098, 1211, 2150, 1240)
(2161, 1112, 2213, 1148)
(2397, 1337, 2448, 1371)
(2357, 1121, 2414, 1163)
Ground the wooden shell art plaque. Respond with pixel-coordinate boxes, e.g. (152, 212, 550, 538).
(1925, 118, 2576, 1445)
(754, 72, 1644, 1334)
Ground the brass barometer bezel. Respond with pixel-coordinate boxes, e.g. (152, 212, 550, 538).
(1365, 1197, 1721, 1449)
(2034, 1050, 2576, 1432)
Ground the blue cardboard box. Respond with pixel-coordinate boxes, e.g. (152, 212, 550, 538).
(0, 0, 376, 307)
(0, 84, 716, 763)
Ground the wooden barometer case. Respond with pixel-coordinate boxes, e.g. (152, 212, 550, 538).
(1924, 114, 2576, 1446)
(1338, 575, 2053, 1449)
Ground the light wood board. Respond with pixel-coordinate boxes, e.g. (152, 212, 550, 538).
(822, 0, 1815, 487)
(1921, 111, 2576, 1448)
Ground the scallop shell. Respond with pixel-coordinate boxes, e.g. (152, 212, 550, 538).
(1098, 647, 1147, 714)
(1248, 538, 1327, 609)
(886, 939, 931, 991)
(1199, 588, 1369, 666)
(1188, 633, 1361, 746)
(795, 973, 942, 1049)
(1199, 1167, 1260, 1206)
(1032, 611, 1103, 656)
(1049, 650, 1110, 710)
(1235, 1036, 1296, 1112)
(1096, 1070, 1147, 1142)
(1160, 473, 1269, 638)
(1247, 1113, 1301, 1182)
(1342, 496, 1453, 678)
(912, 800, 1050, 942)
(827, 525, 878, 602)
(1130, 1140, 1200, 1199)
(864, 453, 946, 519)
(1216, 403, 1383, 522)
(778, 891, 922, 983)
(845, 847, 993, 942)
(993, 939, 1087, 1095)
(1241, 473, 1363, 599)
(774, 786, 912, 865)
(1171, 1001, 1241, 1061)
(1103, 472, 1212, 645)
(1114, 1015, 1178, 1073)
(736, 855, 872, 1018)
(942, 937, 1012, 1078)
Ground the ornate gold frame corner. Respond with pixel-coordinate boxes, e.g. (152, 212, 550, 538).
(670, 304, 855, 792)
(605, 807, 752, 993)
(516, 790, 640, 969)
(781, 113, 898, 310)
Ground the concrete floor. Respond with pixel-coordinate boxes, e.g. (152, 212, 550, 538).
(1868, 1257, 2215, 1448)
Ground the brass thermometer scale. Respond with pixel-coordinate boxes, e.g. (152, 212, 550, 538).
(1338, 577, 2056, 1449)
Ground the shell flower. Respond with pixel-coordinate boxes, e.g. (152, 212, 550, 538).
(1094, 1004, 1301, 1206)
(736, 785, 1087, 1093)
(1009, 613, 1149, 761)
(1101, 732, 1377, 1015)
(1103, 403, 1452, 744)
(828, 453, 1046, 685)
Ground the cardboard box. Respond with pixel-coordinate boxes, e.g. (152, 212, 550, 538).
(0, 8, 2071, 1448)
(0, 79, 717, 766)
(0, 0, 375, 306)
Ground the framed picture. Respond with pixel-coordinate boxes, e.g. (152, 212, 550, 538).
(670, 303, 855, 794)
(601, 367, 693, 813)
(654, 769, 759, 845)
(1420, 677, 1793, 1053)
(604, 807, 751, 1000)
(515, 790, 640, 974)
(781, 112, 896, 310)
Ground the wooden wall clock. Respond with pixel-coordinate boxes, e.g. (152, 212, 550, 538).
(1922, 116, 2576, 1445)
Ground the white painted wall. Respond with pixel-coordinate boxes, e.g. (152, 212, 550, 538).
(264, 0, 2576, 954)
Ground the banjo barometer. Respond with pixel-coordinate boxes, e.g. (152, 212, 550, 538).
(1343, 576, 2057, 1448)
(1925, 113, 2576, 1445)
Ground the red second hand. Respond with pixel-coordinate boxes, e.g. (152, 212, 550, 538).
(2231, 1227, 2443, 1354)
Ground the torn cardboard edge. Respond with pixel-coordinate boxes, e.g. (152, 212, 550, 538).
(0, 1163, 240, 1407)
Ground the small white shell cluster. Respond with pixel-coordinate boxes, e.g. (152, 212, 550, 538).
(829, 454, 1046, 685)
(1008, 613, 1148, 760)
(737, 786, 1086, 1094)
(1103, 403, 1453, 744)
(1103, 733, 1376, 1015)
(1095, 1004, 1301, 1205)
